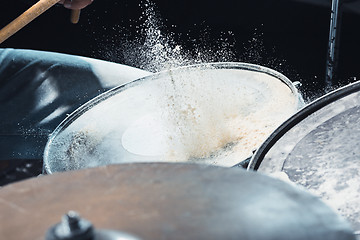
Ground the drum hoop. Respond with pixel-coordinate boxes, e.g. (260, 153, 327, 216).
(247, 80, 360, 171)
(43, 62, 301, 174)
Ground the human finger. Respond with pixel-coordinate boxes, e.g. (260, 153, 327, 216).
(62, 0, 93, 10)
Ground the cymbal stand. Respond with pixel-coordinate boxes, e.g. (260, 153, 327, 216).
(325, 0, 344, 89)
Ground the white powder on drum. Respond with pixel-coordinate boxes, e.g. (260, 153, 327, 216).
(58, 1, 301, 168)
(158, 68, 297, 166)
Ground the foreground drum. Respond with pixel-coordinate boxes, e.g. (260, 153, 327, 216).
(0, 163, 355, 239)
(249, 81, 360, 235)
(43, 62, 303, 173)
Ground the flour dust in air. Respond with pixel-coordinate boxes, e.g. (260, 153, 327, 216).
(111, 1, 300, 166)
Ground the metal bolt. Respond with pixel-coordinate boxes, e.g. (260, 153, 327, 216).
(59, 211, 82, 235)
(46, 211, 94, 240)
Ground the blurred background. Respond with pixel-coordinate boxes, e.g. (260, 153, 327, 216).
(1, 0, 360, 101)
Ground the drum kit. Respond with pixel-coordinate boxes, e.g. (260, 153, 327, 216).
(0, 1, 360, 238)
(0, 60, 359, 239)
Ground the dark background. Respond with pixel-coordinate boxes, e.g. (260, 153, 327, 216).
(1, 0, 360, 101)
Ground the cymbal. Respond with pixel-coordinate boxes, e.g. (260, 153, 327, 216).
(0, 163, 355, 240)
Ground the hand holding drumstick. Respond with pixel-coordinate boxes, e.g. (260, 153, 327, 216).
(0, 0, 94, 44)
(58, 0, 94, 10)
(59, 0, 94, 24)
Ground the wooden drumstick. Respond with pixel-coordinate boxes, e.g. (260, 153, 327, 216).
(71, 9, 81, 24)
(0, 0, 60, 44)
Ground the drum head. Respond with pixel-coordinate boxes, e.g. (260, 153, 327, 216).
(43, 62, 303, 173)
(0, 163, 355, 240)
(249, 81, 360, 232)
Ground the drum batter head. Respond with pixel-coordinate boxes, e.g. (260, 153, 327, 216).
(43, 62, 303, 173)
(249, 81, 360, 233)
(0, 163, 355, 240)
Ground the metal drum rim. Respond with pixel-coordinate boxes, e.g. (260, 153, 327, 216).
(43, 61, 302, 174)
(247, 80, 360, 171)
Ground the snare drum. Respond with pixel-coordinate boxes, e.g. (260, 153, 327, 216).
(43, 62, 303, 173)
(249, 81, 360, 233)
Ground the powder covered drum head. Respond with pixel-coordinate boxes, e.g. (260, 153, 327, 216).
(43, 62, 303, 173)
(249, 81, 360, 233)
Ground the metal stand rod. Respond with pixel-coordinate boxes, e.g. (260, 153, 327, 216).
(325, 0, 343, 89)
